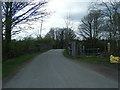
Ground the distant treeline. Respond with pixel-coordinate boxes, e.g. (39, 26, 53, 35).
(45, 27, 120, 56)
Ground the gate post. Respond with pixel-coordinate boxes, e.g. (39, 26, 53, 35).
(71, 41, 78, 56)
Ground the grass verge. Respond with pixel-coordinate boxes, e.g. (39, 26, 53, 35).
(0, 63, 2, 79)
(63, 50, 110, 63)
(63, 50, 119, 69)
(3, 49, 51, 78)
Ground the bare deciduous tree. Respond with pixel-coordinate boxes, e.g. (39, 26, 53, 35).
(2, 1, 48, 59)
(78, 9, 103, 40)
(2, 1, 48, 41)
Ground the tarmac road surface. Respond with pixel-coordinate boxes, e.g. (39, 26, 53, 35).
(3, 49, 118, 88)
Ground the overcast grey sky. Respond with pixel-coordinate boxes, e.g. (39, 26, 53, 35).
(12, 0, 93, 40)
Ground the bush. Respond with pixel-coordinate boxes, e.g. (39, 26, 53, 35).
(82, 39, 107, 52)
(2, 37, 54, 61)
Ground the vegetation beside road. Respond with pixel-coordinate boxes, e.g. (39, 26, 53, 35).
(0, 63, 2, 79)
(63, 50, 119, 70)
(3, 37, 53, 61)
(63, 50, 109, 63)
(3, 49, 50, 78)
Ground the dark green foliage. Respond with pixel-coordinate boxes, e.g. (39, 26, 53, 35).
(82, 38, 106, 51)
(2, 37, 53, 61)
(36, 38, 54, 44)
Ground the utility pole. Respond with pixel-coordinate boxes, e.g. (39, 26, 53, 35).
(39, 18, 43, 38)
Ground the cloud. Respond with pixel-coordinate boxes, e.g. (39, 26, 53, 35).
(13, 0, 91, 39)
(42, 1, 90, 32)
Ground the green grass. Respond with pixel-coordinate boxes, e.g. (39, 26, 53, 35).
(63, 50, 109, 63)
(3, 49, 51, 78)
(0, 63, 2, 79)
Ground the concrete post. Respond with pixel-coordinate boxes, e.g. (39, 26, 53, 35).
(71, 41, 78, 56)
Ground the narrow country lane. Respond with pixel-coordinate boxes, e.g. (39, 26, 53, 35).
(3, 49, 118, 88)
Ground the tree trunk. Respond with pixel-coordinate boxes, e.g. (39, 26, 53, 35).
(0, 1, 2, 62)
(4, 2, 12, 60)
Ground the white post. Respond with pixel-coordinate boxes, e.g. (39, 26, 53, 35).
(107, 42, 110, 52)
